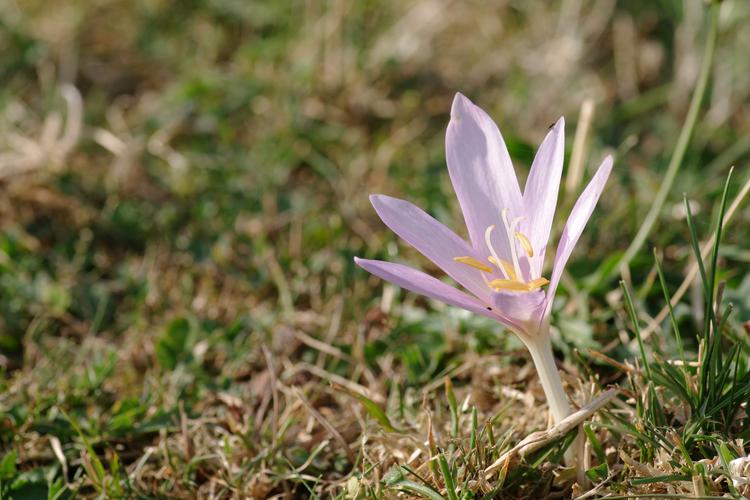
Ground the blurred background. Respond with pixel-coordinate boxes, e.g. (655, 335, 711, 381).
(1, 0, 750, 497)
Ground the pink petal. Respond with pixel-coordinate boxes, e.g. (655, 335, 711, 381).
(522, 117, 565, 277)
(446, 93, 523, 254)
(491, 290, 546, 335)
(370, 194, 492, 301)
(354, 258, 497, 319)
(544, 155, 614, 316)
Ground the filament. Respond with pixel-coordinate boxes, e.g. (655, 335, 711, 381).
(501, 209, 522, 280)
(453, 256, 492, 273)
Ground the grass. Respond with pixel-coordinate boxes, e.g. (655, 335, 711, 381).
(2, 0, 750, 498)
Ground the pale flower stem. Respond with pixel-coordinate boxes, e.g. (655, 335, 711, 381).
(523, 330, 571, 424)
(519, 325, 579, 467)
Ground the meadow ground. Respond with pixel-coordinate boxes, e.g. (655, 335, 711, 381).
(2, 0, 750, 498)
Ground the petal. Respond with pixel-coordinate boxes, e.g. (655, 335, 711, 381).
(491, 290, 546, 335)
(370, 194, 492, 301)
(446, 93, 523, 252)
(354, 258, 497, 319)
(544, 155, 614, 315)
(522, 117, 565, 277)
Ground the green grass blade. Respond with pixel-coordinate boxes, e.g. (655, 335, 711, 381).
(707, 168, 733, 323)
(343, 389, 405, 434)
(583, 423, 606, 463)
(391, 480, 446, 500)
(437, 453, 458, 500)
(444, 378, 459, 439)
(653, 250, 686, 364)
(683, 195, 711, 306)
(601, 0, 721, 284)
(470, 406, 478, 450)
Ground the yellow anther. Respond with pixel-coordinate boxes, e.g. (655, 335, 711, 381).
(453, 256, 492, 273)
(526, 277, 550, 290)
(488, 256, 517, 281)
(488, 279, 532, 292)
(489, 277, 549, 293)
(515, 232, 534, 257)
(477, 214, 546, 294)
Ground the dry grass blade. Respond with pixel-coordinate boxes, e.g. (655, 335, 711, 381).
(485, 389, 619, 477)
(261, 346, 280, 448)
(179, 400, 193, 462)
(0, 84, 82, 179)
(587, 348, 634, 373)
(293, 329, 352, 362)
(566, 99, 595, 198)
(291, 362, 386, 404)
(49, 436, 69, 484)
(293, 387, 355, 463)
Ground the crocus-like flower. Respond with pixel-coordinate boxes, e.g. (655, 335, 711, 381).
(355, 93, 612, 426)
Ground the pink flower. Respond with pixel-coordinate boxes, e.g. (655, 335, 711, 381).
(355, 93, 613, 427)
(356, 93, 611, 340)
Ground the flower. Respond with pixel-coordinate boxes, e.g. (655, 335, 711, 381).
(356, 93, 611, 340)
(354, 93, 613, 427)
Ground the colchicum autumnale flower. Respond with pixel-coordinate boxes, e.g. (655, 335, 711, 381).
(355, 93, 613, 427)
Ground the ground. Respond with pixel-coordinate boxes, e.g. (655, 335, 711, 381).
(2, 0, 750, 498)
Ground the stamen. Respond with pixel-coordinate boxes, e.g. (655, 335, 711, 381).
(453, 256, 492, 273)
(488, 279, 532, 292)
(481, 273, 493, 288)
(526, 277, 550, 290)
(489, 277, 550, 293)
(515, 231, 534, 257)
(484, 225, 510, 280)
(480, 213, 549, 294)
(488, 256, 517, 281)
(501, 209, 523, 280)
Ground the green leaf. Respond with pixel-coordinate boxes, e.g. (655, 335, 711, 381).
(0, 450, 16, 480)
(9, 468, 48, 498)
(585, 462, 608, 482)
(60, 409, 106, 487)
(155, 317, 192, 370)
(47, 477, 69, 500)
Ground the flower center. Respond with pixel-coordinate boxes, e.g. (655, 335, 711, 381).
(454, 209, 549, 293)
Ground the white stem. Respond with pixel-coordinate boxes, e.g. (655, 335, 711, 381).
(522, 330, 571, 424)
(518, 323, 580, 468)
